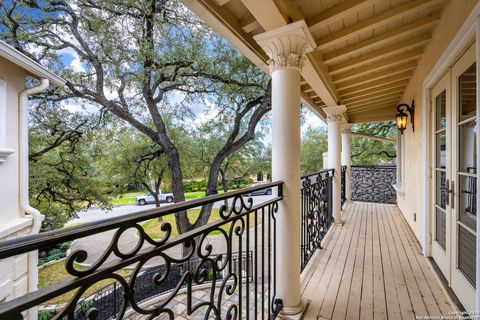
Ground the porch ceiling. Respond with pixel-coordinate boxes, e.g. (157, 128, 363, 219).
(182, 0, 446, 123)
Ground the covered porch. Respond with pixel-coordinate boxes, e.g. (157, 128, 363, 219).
(301, 202, 453, 319)
(0, 0, 479, 318)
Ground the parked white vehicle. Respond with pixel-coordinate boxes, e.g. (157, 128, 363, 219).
(136, 191, 174, 205)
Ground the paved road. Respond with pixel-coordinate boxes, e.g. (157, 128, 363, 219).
(67, 194, 273, 225)
(67, 194, 275, 267)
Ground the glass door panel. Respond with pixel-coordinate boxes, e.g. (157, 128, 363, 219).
(450, 44, 476, 311)
(456, 62, 477, 286)
(431, 73, 451, 280)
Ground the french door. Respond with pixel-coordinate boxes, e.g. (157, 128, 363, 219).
(431, 43, 477, 311)
(431, 68, 451, 280)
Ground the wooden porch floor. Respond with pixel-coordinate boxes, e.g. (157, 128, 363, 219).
(301, 202, 454, 320)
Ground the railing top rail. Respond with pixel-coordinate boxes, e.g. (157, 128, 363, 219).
(301, 169, 334, 180)
(351, 165, 396, 168)
(0, 181, 284, 259)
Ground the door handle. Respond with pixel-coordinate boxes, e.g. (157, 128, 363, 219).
(443, 179, 455, 209)
(449, 180, 455, 209)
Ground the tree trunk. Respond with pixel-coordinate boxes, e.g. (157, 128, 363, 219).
(220, 168, 229, 207)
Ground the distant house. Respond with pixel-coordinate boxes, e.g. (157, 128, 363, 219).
(0, 41, 64, 319)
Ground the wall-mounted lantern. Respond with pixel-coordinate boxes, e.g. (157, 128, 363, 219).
(396, 100, 415, 134)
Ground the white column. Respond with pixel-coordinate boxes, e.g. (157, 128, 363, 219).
(475, 17, 480, 311)
(323, 106, 347, 224)
(322, 152, 329, 169)
(342, 124, 353, 203)
(254, 21, 315, 316)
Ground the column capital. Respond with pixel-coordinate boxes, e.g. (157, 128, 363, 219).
(254, 20, 316, 73)
(323, 105, 347, 123)
(342, 123, 354, 133)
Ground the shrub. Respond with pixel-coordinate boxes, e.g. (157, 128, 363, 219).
(38, 241, 72, 266)
(38, 310, 53, 320)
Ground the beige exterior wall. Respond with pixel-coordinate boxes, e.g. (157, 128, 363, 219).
(0, 56, 26, 223)
(396, 0, 478, 243)
(0, 57, 35, 316)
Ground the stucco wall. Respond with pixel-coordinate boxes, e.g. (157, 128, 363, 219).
(0, 56, 25, 224)
(0, 58, 36, 319)
(396, 0, 478, 244)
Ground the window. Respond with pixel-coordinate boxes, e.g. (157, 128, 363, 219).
(0, 79, 14, 162)
(0, 79, 5, 147)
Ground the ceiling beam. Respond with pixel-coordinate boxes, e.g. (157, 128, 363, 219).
(316, 0, 443, 50)
(347, 96, 402, 109)
(348, 108, 397, 117)
(348, 105, 397, 117)
(240, 0, 286, 30)
(348, 92, 402, 105)
(241, 16, 262, 33)
(331, 47, 424, 76)
(323, 14, 440, 63)
(338, 72, 412, 96)
(342, 87, 404, 104)
(327, 33, 430, 73)
(337, 66, 416, 90)
(333, 61, 417, 84)
(348, 104, 402, 118)
(213, 0, 231, 5)
(340, 79, 409, 99)
(348, 112, 397, 123)
(274, 0, 305, 22)
(307, 0, 380, 33)
(336, 70, 413, 91)
(302, 93, 327, 121)
(302, 55, 339, 105)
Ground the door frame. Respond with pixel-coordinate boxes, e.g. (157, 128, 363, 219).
(422, 5, 480, 310)
(430, 70, 452, 280)
(450, 43, 477, 311)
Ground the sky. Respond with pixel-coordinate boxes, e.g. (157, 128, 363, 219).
(4, 1, 327, 142)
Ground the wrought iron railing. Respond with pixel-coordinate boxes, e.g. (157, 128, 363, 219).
(74, 252, 253, 320)
(300, 169, 334, 271)
(341, 165, 347, 207)
(0, 182, 284, 320)
(351, 165, 397, 204)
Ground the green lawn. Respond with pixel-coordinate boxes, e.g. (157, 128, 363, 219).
(142, 208, 223, 238)
(111, 196, 137, 205)
(63, 222, 85, 228)
(38, 261, 131, 305)
(111, 190, 229, 205)
(142, 207, 258, 239)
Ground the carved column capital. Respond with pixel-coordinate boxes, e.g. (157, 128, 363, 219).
(342, 123, 354, 134)
(254, 20, 316, 73)
(323, 105, 347, 123)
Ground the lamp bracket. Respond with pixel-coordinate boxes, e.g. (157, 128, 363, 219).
(397, 100, 415, 132)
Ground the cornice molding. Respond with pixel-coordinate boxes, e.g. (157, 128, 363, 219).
(253, 20, 316, 73)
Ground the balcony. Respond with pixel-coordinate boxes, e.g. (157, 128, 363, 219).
(0, 166, 456, 320)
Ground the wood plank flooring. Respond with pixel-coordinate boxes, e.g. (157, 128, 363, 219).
(301, 202, 454, 320)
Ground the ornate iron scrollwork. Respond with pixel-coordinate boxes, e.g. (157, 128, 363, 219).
(351, 166, 397, 204)
(300, 169, 334, 271)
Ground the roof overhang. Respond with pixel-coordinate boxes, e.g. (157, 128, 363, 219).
(0, 40, 66, 87)
(181, 0, 448, 124)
